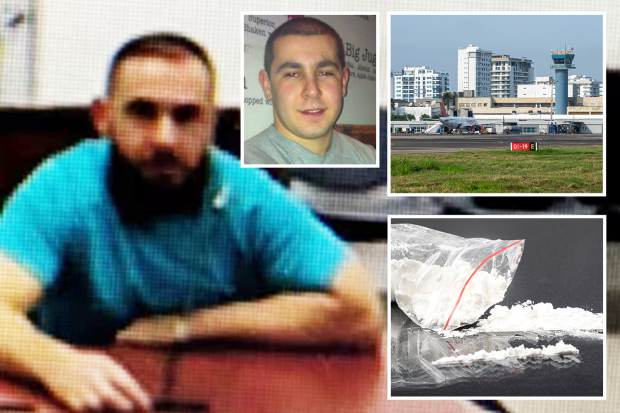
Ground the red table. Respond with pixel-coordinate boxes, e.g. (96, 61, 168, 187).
(0, 335, 482, 413)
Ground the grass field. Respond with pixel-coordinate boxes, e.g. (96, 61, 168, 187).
(390, 147, 603, 193)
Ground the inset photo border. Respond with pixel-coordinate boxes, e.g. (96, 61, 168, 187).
(387, 215, 605, 399)
(242, 13, 380, 168)
(387, 12, 605, 196)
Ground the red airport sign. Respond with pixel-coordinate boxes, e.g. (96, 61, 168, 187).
(511, 142, 538, 151)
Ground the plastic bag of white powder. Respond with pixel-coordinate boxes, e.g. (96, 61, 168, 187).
(391, 224, 524, 332)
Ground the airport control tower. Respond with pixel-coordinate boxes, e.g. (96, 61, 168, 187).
(551, 46, 575, 115)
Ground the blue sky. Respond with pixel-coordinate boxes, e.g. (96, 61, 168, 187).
(391, 14, 604, 92)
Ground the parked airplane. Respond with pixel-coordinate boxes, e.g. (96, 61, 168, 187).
(425, 100, 479, 134)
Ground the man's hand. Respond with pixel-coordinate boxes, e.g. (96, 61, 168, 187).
(40, 348, 151, 412)
(117, 314, 188, 345)
(0, 254, 150, 411)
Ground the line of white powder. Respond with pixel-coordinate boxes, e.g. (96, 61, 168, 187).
(432, 340, 579, 366)
(478, 300, 603, 332)
(440, 300, 603, 338)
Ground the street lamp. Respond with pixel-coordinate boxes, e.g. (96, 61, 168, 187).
(551, 79, 555, 123)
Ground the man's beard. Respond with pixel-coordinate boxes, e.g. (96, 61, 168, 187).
(107, 145, 208, 227)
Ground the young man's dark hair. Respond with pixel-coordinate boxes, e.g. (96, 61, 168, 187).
(263, 17, 345, 77)
(106, 32, 215, 95)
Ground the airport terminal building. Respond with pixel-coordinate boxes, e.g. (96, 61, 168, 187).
(391, 114, 603, 134)
(455, 96, 603, 115)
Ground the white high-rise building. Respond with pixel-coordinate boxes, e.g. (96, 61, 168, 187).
(517, 75, 603, 98)
(517, 81, 576, 98)
(391, 66, 449, 103)
(568, 74, 603, 97)
(457, 45, 492, 97)
(491, 54, 534, 98)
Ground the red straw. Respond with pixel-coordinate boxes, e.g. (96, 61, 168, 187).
(442, 240, 523, 330)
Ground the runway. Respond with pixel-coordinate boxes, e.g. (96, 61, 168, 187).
(391, 134, 603, 154)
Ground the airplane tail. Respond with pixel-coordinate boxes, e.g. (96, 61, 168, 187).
(440, 99, 448, 117)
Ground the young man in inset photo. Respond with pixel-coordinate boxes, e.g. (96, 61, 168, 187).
(245, 17, 376, 165)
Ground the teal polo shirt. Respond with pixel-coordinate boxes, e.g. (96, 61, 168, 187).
(0, 140, 346, 345)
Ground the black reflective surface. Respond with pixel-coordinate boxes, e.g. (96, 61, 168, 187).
(390, 218, 604, 397)
(391, 307, 603, 396)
